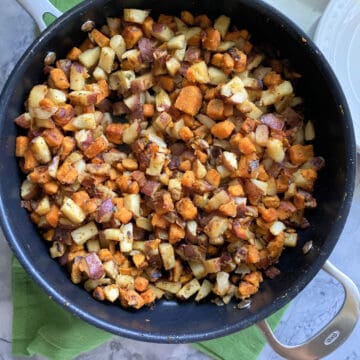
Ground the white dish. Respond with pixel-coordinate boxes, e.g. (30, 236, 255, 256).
(314, 0, 360, 152)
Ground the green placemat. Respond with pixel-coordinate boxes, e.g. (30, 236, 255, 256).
(12, 256, 286, 360)
(12, 257, 112, 360)
(12, 2, 288, 359)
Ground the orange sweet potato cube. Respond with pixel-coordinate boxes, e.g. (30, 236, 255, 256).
(174, 86, 202, 116)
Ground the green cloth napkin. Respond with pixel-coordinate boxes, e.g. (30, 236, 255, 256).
(12, 1, 287, 359)
(12, 257, 112, 360)
(12, 257, 286, 360)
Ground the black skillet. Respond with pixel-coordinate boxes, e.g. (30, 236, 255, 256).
(0, 0, 358, 358)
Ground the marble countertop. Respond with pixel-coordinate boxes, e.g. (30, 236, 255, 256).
(0, 1, 359, 359)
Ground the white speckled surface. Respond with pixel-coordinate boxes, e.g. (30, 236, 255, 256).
(0, 1, 359, 359)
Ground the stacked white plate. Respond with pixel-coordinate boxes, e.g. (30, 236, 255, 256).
(315, 0, 360, 152)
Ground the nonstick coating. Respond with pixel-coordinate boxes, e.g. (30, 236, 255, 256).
(0, 0, 356, 343)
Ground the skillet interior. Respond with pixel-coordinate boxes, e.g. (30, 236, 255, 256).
(0, 0, 355, 343)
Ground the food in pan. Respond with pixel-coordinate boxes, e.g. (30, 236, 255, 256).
(15, 8, 323, 309)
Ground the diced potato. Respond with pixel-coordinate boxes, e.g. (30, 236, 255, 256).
(124, 194, 141, 217)
(270, 221, 286, 236)
(98, 46, 116, 73)
(35, 196, 50, 215)
(79, 47, 101, 68)
(116, 274, 135, 290)
(186, 220, 197, 239)
(168, 178, 182, 200)
(260, 80, 293, 106)
(255, 124, 269, 146)
(167, 34, 186, 49)
(30, 136, 51, 164)
(121, 48, 140, 60)
(136, 217, 152, 231)
(293, 169, 316, 191)
(242, 76, 262, 89)
(193, 159, 207, 179)
(188, 61, 210, 83)
(48, 156, 60, 178)
(208, 66, 228, 85)
(221, 76, 248, 104)
(86, 238, 100, 252)
(71, 221, 98, 244)
(166, 57, 181, 76)
(284, 232, 298, 247)
(124, 93, 145, 111)
(92, 66, 108, 81)
(217, 41, 235, 52)
(152, 24, 174, 42)
(216, 165, 231, 178)
(188, 260, 207, 279)
(146, 153, 166, 176)
(204, 216, 228, 242)
(73, 158, 86, 174)
(32, 108, 57, 121)
(183, 27, 201, 41)
(205, 257, 221, 273)
(133, 241, 146, 252)
(214, 15, 231, 39)
(131, 73, 154, 92)
(174, 16, 188, 32)
(174, 47, 186, 62)
(266, 138, 285, 163)
(236, 100, 263, 119)
(69, 90, 98, 106)
(176, 278, 200, 299)
(103, 284, 120, 302)
(103, 260, 118, 279)
(155, 280, 182, 294)
(123, 122, 140, 144)
(69, 64, 87, 91)
(167, 119, 184, 139)
(155, 89, 171, 112)
(110, 34, 126, 60)
(123, 8, 150, 24)
(61, 197, 86, 224)
(84, 278, 111, 292)
(103, 228, 122, 241)
(195, 279, 213, 301)
(148, 284, 165, 299)
(49, 241, 66, 258)
(72, 113, 96, 130)
(21, 180, 38, 200)
(222, 151, 238, 171)
(47, 88, 67, 104)
(305, 121, 315, 141)
(247, 54, 264, 70)
(250, 179, 268, 194)
(206, 190, 231, 212)
(159, 243, 175, 270)
(119, 223, 133, 252)
(64, 151, 83, 164)
(213, 271, 230, 296)
(28, 84, 48, 109)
